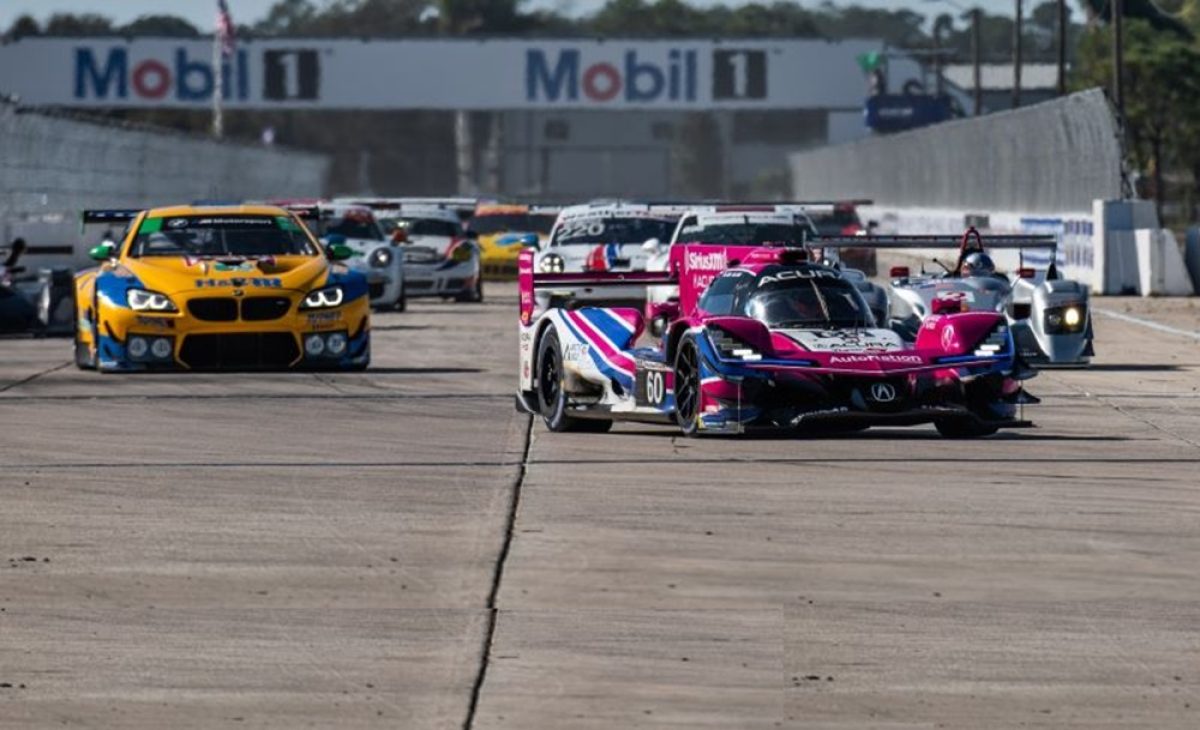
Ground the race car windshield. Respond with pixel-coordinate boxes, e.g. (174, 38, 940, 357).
(397, 218, 461, 238)
(551, 217, 676, 246)
(321, 214, 384, 241)
(744, 274, 875, 329)
(129, 216, 318, 257)
(679, 223, 812, 247)
(469, 213, 553, 235)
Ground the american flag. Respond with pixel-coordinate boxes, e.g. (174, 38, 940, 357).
(216, 0, 236, 58)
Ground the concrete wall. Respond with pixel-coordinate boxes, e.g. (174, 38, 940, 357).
(0, 100, 330, 269)
(789, 88, 1122, 215)
(785, 89, 1181, 294)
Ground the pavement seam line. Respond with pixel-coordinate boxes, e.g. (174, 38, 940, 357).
(0, 361, 70, 393)
(463, 413, 534, 730)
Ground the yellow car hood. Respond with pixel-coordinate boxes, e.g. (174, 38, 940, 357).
(122, 255, 330, 296)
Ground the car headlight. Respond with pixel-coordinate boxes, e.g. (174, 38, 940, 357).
(451, 243, 474, 263)
(300, 286, 345, 310)
(127, 288, 177, 312)
(369, 248, 393, 268)
(708, 328, 763, 361)
(1044, 303, 1086, 334)
(973, 323, 1011, 357)
(538, 254, 565, 273)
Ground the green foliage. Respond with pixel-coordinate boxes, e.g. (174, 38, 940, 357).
(121, 15, 201, 37)
(43, 13, 113, 36)
(4, 14, 39, 39)
(1074, 17, 1200, 215)
(1078, 0, 1193, 38)
(929, 2, 1083, 64)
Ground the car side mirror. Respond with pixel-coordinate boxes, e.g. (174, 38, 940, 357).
(327, 243, 354, 261)
(88, 242, 116, 261)
(325, 234, 347, 246)
(642, 238, 662, 253)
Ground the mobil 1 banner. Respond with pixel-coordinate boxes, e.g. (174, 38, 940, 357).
(0, 38, 878, 110)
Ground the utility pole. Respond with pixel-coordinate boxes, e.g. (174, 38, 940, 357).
(972, 7, 982, 115)
(1113, 0, 1124, 127)
(1012, 0, 1023, 109)
(933, 17, 945, 97)
(1056, 0, 1067, 95)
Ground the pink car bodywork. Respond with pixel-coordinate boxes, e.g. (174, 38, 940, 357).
(517, 244, 1032, 436)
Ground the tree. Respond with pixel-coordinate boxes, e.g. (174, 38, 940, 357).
(1078, 0, 1192, 38)
(43, 13, 114, 36)
(4, 14, 40, 39)
(1074, 18, 1200, 218)
(120, 15, 200, 37)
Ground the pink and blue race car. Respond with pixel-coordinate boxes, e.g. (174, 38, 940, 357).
(515, 241, 1037, 438)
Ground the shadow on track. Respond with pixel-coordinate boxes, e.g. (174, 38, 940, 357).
(361, 366, 484, 375)
(601, 427, 1130, 443)
(1082, 364, 1185, 372)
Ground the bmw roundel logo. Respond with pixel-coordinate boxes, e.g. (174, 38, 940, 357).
(869, 382, 897, 403)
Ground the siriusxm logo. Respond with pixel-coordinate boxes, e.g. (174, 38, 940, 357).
(74, 47, 250, 101)
(526, 48, 698, 103)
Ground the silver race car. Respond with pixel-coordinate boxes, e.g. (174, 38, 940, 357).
(273, 202, 407, 311)
(336, 198, 483, 302)
(817, 229, 1093, 367)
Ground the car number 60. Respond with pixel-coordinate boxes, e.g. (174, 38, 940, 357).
(646, 371, 665, 405)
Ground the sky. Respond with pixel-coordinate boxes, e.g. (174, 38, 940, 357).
(0, 0, 1014, 31)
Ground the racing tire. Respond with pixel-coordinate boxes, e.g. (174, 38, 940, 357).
(73, 315, 95, 370)
(74, 338, 95, 370)
(934, 418, 999, 439)
(673, 335, 702, 437)
(535, 329, 612, 433)
(456, 276, 483, 303)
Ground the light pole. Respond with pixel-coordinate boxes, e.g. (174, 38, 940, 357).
(972, 7, 982, 114)
(1112, 0, 1124, 126)
(1056, 0, 1067, 95)
(1012, 0, 1023, 109)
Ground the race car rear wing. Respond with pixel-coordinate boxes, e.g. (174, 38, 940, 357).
(811, 227, 1060, 276)
(810, 234, 1057, 250)
(518, 249, 675, 324)
(528, 271, 677, 289)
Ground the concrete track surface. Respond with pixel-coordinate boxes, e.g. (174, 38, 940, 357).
(1, 287, 1198, 728)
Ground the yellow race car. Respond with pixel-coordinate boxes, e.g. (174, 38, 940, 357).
(469, 203, 558, 278)
(74, 204, 371, 372)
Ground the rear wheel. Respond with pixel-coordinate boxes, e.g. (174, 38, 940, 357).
(535, 329, 611, 433)
(673, 336, 701, 437)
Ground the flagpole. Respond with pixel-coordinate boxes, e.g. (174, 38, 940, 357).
(211, 28, 224, 138)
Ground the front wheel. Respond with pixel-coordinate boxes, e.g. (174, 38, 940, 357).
(535, 329, 611, 433)
(673, 336, 702, 436)
(393, 282, 407, 312)
(456, 276, 483, 303)
(73, 314, 95, 370)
